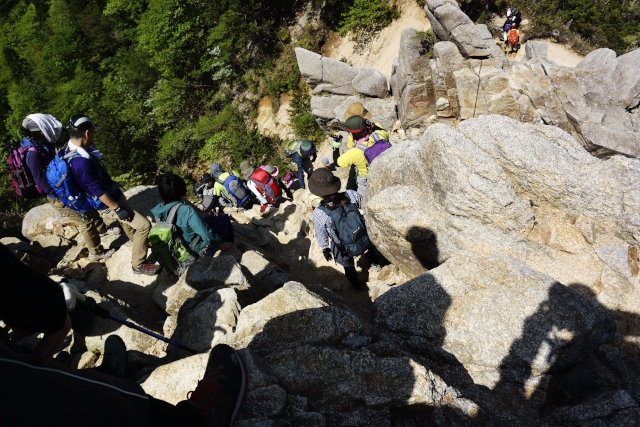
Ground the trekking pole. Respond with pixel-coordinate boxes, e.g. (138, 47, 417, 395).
(75, 297, 198, 355)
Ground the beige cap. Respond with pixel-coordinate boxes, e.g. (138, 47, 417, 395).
(343, 102, 372, 121)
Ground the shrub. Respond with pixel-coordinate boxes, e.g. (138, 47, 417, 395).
(338, 0, 399, 44)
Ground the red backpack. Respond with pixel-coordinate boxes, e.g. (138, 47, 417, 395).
(508, 28, 519, 45)
(250, 169, 281, 205)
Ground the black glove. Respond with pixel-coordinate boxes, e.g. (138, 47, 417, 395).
(332, 134, 343, 142)
(115, 206, 132, 221)
(323, 248, 333, 262)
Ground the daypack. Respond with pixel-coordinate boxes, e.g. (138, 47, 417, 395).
(319, 203, 371, 257)
(250, 169, 282, 205)
(217, 173, 250, 207)
(7, 144, 46, 199)
(508, 28, 519, 45)
(148, 203, 198, 276)
(193, 173, 211, 197)
(46, 149, 106, 213)
(355, 133, 392, 165)
(284, 140, 316, 158)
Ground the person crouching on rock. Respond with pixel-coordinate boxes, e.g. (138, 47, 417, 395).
(309, 169, 382, 292)
(152, 173, 232, 256)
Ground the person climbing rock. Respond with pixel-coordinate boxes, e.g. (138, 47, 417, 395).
(64, 115, 159, 275)
(208, 162, 251, 210)
(240, 161, 284, 212)
(309, 169, 382, 292)
(340, 104, 390, 195)
(152, 173, 228, 257)
(18, 114, 120, 257)
(284, 140, 316, 190)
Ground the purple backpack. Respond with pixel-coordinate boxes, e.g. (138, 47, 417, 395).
(357, 133, 392, 165)
(7, 145, 45, 198)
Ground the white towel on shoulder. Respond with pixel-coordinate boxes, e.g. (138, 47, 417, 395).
(68, 141, 103, 160)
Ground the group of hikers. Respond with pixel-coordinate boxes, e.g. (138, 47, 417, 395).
(1, 101, 393, 425)
(500, 7, 522, 57)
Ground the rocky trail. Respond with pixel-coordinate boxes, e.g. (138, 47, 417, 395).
(6, 0, 640, 425)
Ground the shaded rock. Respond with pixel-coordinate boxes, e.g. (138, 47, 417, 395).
(229, 282, 329, 349)
(1, 237, 35, 254)
(433, 3, 472, 35)
(122, 185, 161, 220)
(240, 250, 293, 294)
(616, 49, 640, 110)
(186, 255, 252, 291)
(424, 5, 448, 41)
(169, 287, 240, 353)
(240, 384, 288, 418)
(373, 252, 616, 389)
(352, 66, 389, 98)
(542, 390, 640, 426)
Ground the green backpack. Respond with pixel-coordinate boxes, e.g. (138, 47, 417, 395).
(148, 203, 198, 276)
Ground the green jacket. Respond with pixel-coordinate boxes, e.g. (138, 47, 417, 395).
(150, 201, 221, 253)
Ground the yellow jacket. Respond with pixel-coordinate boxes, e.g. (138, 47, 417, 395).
(346, 124, 389, 149)
(337, 147, 369, 177)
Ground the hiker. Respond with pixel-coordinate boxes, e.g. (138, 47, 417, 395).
(284, 140, 316, 190)
(64, 115, 159, 275)
(336, 115, 384, 196)
(18, 114, 120, 257)
(240, 161, 284, 212)
(152, 173, 227, 257)
(0, 244, 247, 427)
(507, 23, 520, 57)
(322, 157, 336, 171)
(309, 169, 381, 292)
(342, 103, 389, 192)
(208, 162, 251, 209)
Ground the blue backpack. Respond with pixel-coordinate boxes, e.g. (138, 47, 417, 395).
(216, 173, 250, 207)
(46, 149, 106, 213)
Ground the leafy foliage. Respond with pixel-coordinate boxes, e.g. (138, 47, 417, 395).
(338, 0, 399, 43)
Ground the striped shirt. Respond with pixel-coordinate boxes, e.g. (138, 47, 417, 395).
(312, 190, 363, 249)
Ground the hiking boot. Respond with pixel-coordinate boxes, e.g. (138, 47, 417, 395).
(99, 335, 127, 378)
(104, 226, 121, 236)
(187, 344, 247, 427)
(88, 248, 116, 261)
(132, 263, 161, 276)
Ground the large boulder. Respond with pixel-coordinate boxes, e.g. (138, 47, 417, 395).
(313, 57, 359, 96)
(373, 252, 616, 390)
(294, 47, 323, 87)
(168, 287, 241, 354)
(366, 116, 640, 298)
(22, 202, 57, 239)
(351, 66, 389, 98)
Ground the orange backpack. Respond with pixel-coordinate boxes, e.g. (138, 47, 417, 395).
(508, 29, 519, 45)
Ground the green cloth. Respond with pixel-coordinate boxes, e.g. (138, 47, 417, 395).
(150, 201, 221, 253)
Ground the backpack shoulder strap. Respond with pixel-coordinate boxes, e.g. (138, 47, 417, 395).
(166, 202, 183, 225)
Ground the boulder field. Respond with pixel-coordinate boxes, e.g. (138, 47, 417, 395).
(7, 2, 640, 426)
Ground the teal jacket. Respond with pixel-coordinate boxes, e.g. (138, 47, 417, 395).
(150, 201, 221, 253)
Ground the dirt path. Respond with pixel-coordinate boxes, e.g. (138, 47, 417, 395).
(321, 0, 432, 78)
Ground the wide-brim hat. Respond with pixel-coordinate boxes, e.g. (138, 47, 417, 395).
(308, 169, 341, 197)
(344, 102, 372, 121)
(239, 161, 255, 180)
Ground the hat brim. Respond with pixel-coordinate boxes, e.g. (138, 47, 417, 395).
(308, 176, 341, 197)
(241, 168, 255, 180)
(344, 110, 372, 121)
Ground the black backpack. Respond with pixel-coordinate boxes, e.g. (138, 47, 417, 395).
(319, 204, 371, 257)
